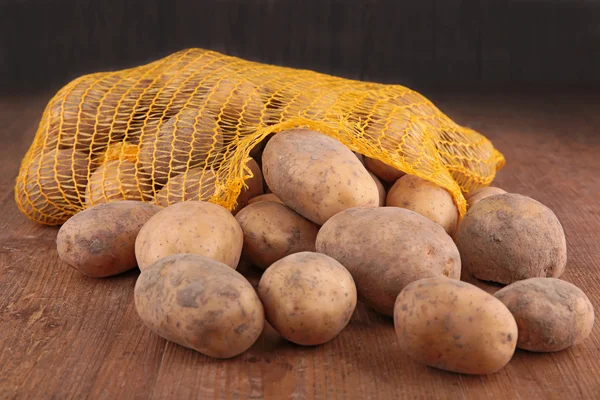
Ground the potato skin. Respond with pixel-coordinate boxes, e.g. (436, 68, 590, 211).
(494, 278, 594, 352)
(258, 252, 357, 345)
(135, 201, 243, 270)
(235, 202, 319, 270)
(364, 157, 405, 183)
(154, 168, 217, 207)
(394, 277, 517, 375)
(262, 129, 379, 225)
(368, 171, 386, 207)
(57, 201, 161, 277)
(455, 193, 567, 284)
(466, 186, 506, 209)
(232, 158, 264, 215)
(134, 254, 264, 358)
(386, 174, 458, 236)
(85, 160, 153, 207)
(247, 193, 283, 205)
(316, 207, 461, 316)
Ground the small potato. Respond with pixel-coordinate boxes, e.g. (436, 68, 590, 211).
(135, 254, 264, 358)
(135, 201, 243, 270)
(85, 160, 153, 207)
(235, 202, 319, 269)
(466, 186, 506, 209)
(262, 129, 379, 225)
(368, 172, 386, 207)
(154, 168, 217, 207)
(16, 148, 91, 223)
(386, 174, 458, 236)
(316, 207, 461, 316)
(394, 277, 517, 375)
(57, 201, 161, 277)
(354, 152, 365, 165)
(455, 193, 567, 284)
(364, 157, 405, 183)
(232, 158, 264, 215)
(138, 109, 223, 185)
(247, 193, 283, 205)
(494, 278, 594, 352)
(258, 252, 357, 345)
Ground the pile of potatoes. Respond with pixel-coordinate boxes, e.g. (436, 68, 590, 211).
(55, 128, 594, 374)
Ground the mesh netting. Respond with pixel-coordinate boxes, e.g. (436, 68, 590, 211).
(15, 48, 505, 225)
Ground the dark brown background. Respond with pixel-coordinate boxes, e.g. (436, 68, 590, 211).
(2, 0, 600, 93)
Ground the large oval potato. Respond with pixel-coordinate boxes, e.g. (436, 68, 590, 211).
(394, 277, 517, 375)
(235, 202, 319, 269)
(138, 108, 223, 185)
(365, 157, 405, 183)
(258, 252, 357, 345)
(57, 201, 161, 277)
(247, 193, 283, 205)
(232, 158, 264, 215)
(135, 201, 243, 270)
(85, 159, 153, 207)
(494, 278, 594, 352)
(386, 174, 458, 235)
(466, 186, 506, 209)
(154, 168, 217, 207)
(455, 193, 567, 284)
(262, 129, 379, 225)
(316, 207, 461, 316)
(135, 254, 264, 358)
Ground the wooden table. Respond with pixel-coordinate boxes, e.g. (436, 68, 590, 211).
(1, 90, 599, 399)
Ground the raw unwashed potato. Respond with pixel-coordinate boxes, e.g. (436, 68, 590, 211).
(364, 157, 405, 183)
(354, 152, 365, 165)
(16, 148, 91, 223)
(235, 202, 319, 270)
(138, 108, 223, 185)
(135, 254, 264, 358)
(466, 186, 506, 209)
(258, 252, 357, 345)
(455, 193, 567, 284)
(368, 172, 386, 207)
(394, 277, 517, 375)
(316, 207, 461, 316)
(232, 158, 264, 215)
(247, 193, 283, 205)
(85, 160, 153, 207)
(262, 129, 379, 225)
(135, 201, 243, 270)
(494, 278, 594, 352)
(205, 78, 267, 130)
(386, 174, 458, 236)
(154, 168, 217, 207)
(56, 201, 161, 277)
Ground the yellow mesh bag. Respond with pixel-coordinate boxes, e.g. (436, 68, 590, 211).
(15, 48, 505, 225)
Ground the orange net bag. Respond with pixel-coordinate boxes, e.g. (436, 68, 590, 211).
(15, 48, 505, 225)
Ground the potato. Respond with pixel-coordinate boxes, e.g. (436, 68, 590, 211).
(466, 186, 506, 209)
(56, 201, 161, 277)
(494, 278, 594, 352)
(205, 78, 266, 130)
(455, 193, 567, 284)
(258, 252, 357, 345)
(85, 160, 153, 207)
(262, 129, 379, 225)
(154, 168, 217, 207)
(386, 174, 458, 236)
(364, 157, 405, 183)
(394, 277, 517, 375)
(135, 201, 243, 270)
(138, 108, 223, 185)
(235, 202, 319, 270)
(135, 254, 264, 358)
(354, 152, 365, 165)
(232, 158, 264, 215)
(316, 207, 460, 316)
(247, 193, 283, 205)
(16, 148, 90, 222)
(368, 172, 386, 207)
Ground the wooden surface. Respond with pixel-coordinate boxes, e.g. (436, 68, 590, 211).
(1, 90, 599, 399)
(2, 0, 600, 92)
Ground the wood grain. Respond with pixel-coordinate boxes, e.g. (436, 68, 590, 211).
(1, 90, 599, 399)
